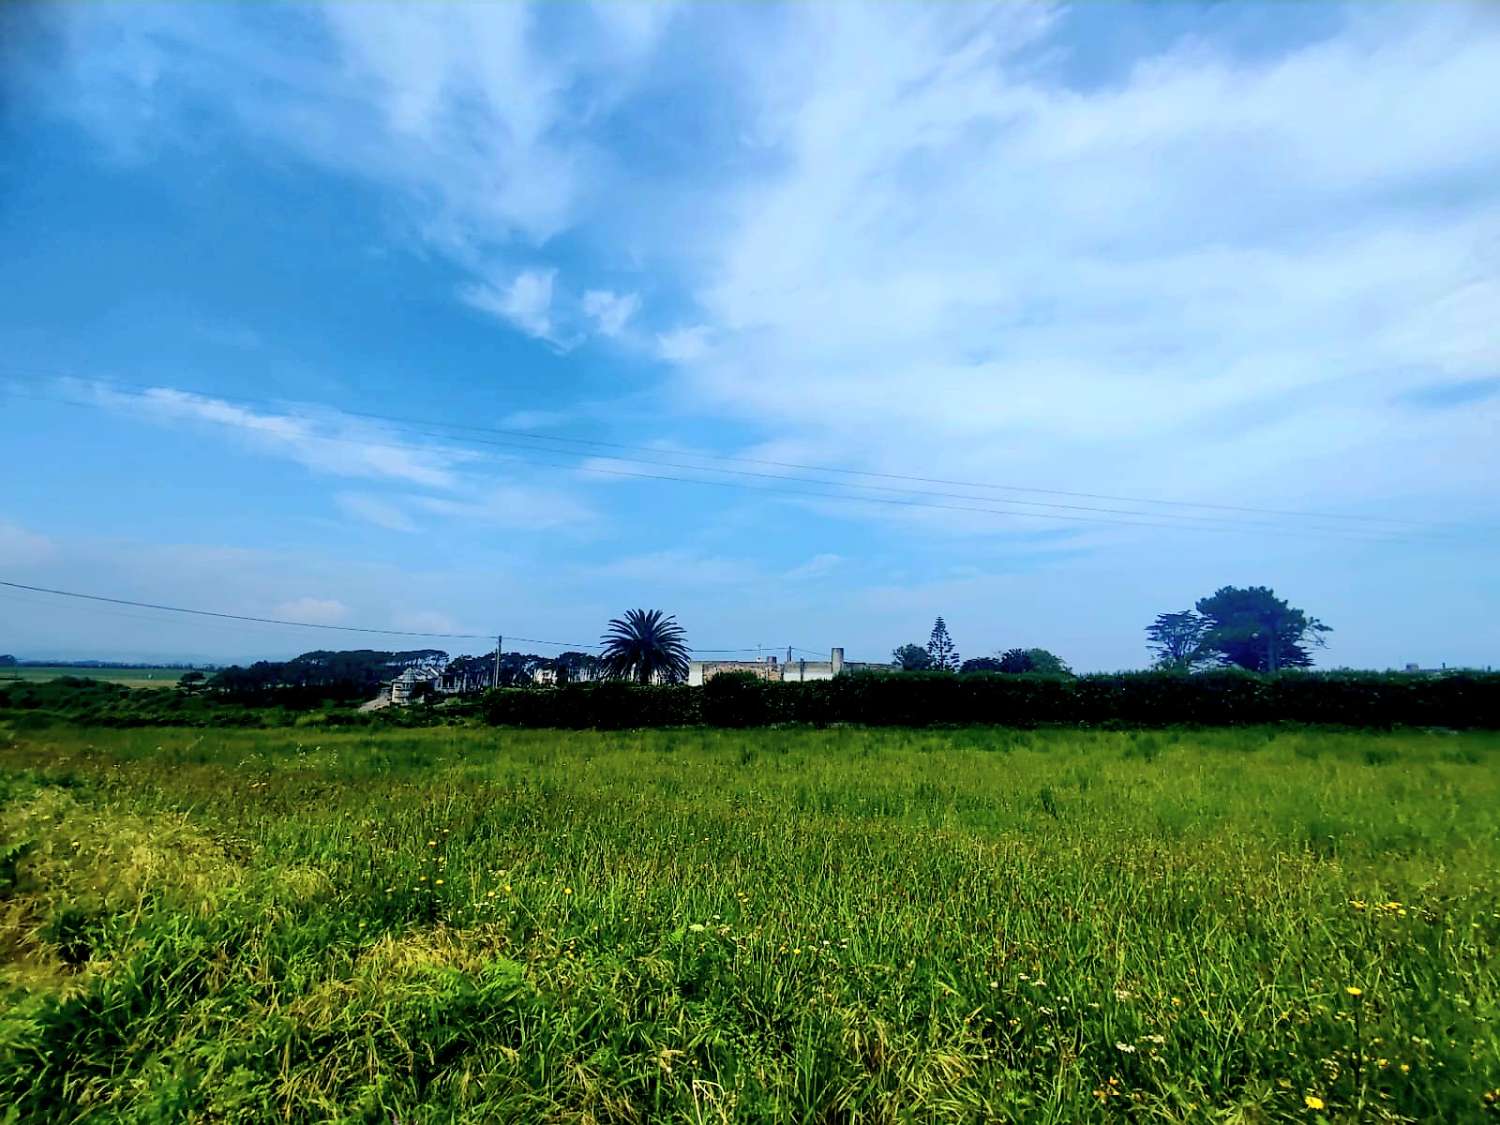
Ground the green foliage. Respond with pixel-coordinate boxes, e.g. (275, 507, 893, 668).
(1145, 610, 1211, 670)
(208, 648, 449, 701)
(1, 725, 1496, 1121)
(0, 677, 475, 730)
(701, 671, 771, 727)
(1196, 586, 1331, 672)
(891, 643, 934, 671)
(11, 671, 1500, 732)
(959, 656, 1004, 673)
(926, 616, 960, 671)
(600, 609, 691, 684)
(995, 647, 1071, 675)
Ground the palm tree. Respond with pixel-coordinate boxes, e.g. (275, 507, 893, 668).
(600, 609, 691, 684)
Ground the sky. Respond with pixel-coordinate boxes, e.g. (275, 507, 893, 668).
(1, 0, 1497, 671)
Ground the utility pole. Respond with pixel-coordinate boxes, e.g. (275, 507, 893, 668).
(494, 635, 502, 690)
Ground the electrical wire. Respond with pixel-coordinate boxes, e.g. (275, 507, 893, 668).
(0, 579, 763, 654)
(1, 367, 1464, 532)
(1, 381, 1459, 543)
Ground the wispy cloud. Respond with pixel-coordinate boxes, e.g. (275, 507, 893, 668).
(1397, 376, 1500, 410)
(656, 326, 712, 363)
(655, 3, 1500, 524)
(80, 381, 468, 490)
(462, 268, 559, 342)
(335, 492, 420, 533)
(786, 553, 842, 580)
(271, 597, 349, 625)
(0, 520, 57, 568)
(73, 380, 600, 532)
(582, 289, 640, 337)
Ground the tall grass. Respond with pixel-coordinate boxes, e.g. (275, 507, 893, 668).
(2, 724, 1497, 1121)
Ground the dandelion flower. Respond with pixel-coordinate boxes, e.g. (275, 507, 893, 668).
(563, 887, 573, 896)
(1345, 986, 1363, 998)
(1304, 1095, 1325, 1110)
(427, 840, 437, 847)
(434, 878, 444, 885)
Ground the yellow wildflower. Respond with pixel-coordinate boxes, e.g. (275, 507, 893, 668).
(1345, 986, 1363, 998)
(1304, 1094, 1325, 1110)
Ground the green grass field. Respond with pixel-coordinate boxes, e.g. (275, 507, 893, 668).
(2, 724, 1497, 1121)
(0, 666, 187, 688)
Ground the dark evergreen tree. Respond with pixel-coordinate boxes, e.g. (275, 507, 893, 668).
(1146, 610, 1210, 670)
(925, 616, 959, 671)
(1195, 586, 1330, 672)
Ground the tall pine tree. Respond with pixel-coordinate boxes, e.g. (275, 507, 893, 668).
(926, 616, 959, 672)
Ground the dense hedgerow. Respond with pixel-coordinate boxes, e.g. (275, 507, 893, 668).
(8, 670, 1498, 733)
(0, 678, 480, 730)
(481, 670, 1500, 729)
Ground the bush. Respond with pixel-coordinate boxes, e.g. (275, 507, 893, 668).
(701, 672, 771, 727)
(478, 670, 1500, 730)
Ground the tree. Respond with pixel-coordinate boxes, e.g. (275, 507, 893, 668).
(1195, 586, 1331, 673)
(600, 609, 691, 684)
(925, 617, 959, 671)
(1146, 611, 1210, 671)
(178, 670, 205, 692)
(960, 656, 1004, 673)
(891, 643, 935, 671)
(1024, 649, 1072, 675)
(0, 655, 16, 667)
(552, 651, 602, 684)
(997, 648, 1072, 675)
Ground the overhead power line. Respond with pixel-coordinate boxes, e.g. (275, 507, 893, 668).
(0, 579, 763, 653)
(2, 377, 1466, 543)
(0, 367, 1460, 533)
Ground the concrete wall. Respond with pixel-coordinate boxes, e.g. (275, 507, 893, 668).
(689, 659, 779, 687)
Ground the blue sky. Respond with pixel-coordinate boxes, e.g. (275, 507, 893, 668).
(2, 1, 1497, 670)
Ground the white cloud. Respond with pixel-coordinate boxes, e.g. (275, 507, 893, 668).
(33, 3, 674, 329)
(411, 483, 596, 531)
(656, 325, 712, 363)
(461, 268, 558, 341)
(667, 3, 1500, 524)
(582, 289, 640, 337)
(335, 493, 419, 533)
(391, 609, 462, 636)
(67, 381, 601, 533)
(786, 553, 842, 580)
(271, 597, 349, 625)
(80, 382, 469, 490)
(0, 521, 56, 568)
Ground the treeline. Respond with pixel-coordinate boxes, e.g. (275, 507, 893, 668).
(203, 649, 448, 702)
(484, 669, 1500, 730)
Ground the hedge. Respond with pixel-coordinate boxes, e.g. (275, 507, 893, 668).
(481, 670, 1500, 729)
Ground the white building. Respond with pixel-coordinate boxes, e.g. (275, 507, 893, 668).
(688, 647, 884, 686)
(390, 664, 444, 705)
